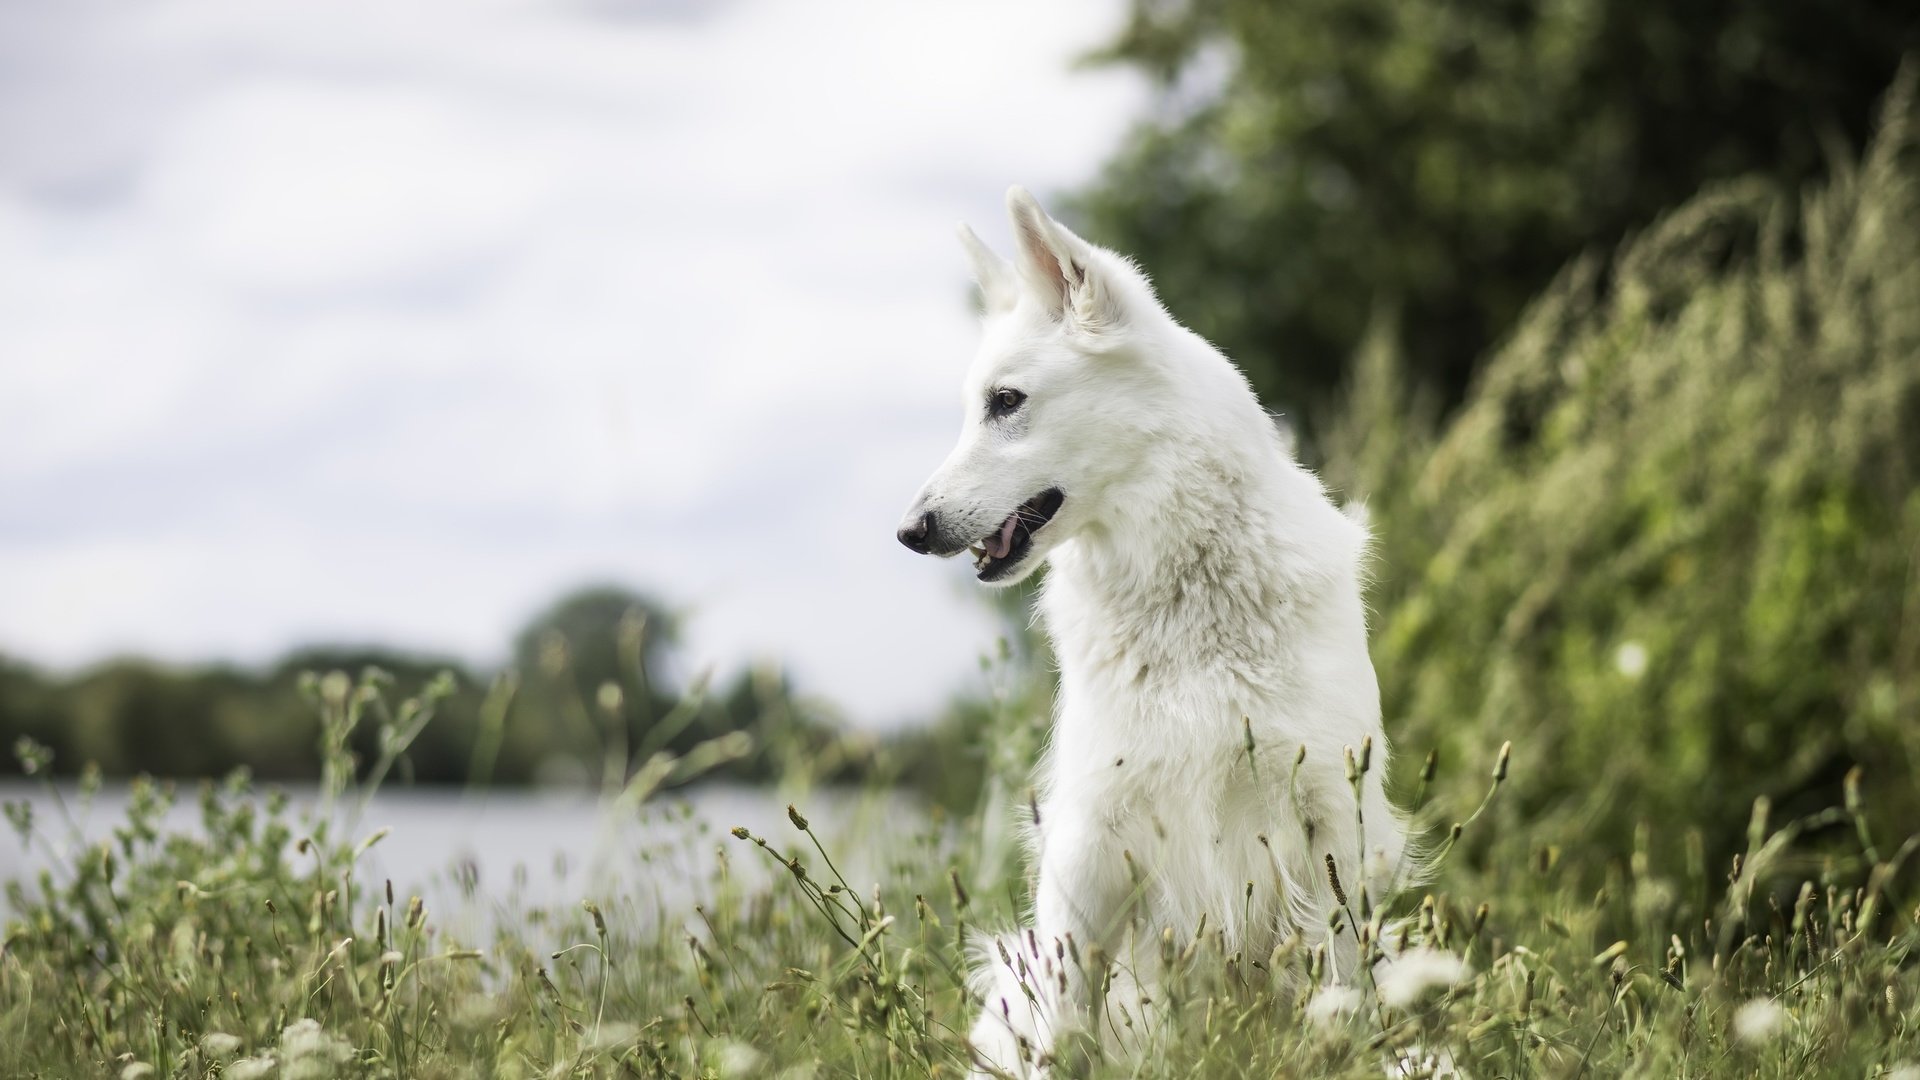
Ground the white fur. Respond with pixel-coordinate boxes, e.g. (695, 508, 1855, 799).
(902, 187, 1410, 1077)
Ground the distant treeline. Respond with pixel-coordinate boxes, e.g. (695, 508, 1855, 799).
(0, 585, 888, 788)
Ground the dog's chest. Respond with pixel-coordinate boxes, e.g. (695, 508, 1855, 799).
(1036, 546, 1366, 896)
(1042, 717, 1295, 949)
(1040, 590, 1298, 826)
(1041, 559, 1307, 743)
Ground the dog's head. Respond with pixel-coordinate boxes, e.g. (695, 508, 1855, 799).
(897, 187, 1168, 587)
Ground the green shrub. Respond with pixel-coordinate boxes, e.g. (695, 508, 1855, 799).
(1323, 67, 1920, 897)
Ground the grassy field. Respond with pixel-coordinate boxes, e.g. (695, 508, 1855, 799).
(6, 62, 1919, 1080)
(2, 668, 1916, 1080)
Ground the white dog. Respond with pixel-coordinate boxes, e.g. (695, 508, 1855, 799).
(898, 188, 1412, 1076)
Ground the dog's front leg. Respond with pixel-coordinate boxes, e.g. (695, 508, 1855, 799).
(1029, 808, 1134, 1064)
(967, 818, 1129, 1080)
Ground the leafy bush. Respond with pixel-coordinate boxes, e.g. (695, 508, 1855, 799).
(1322, 67, 1920, 896)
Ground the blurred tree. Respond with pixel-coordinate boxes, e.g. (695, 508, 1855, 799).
(0, 585, 867, 787)
(63, 662, 254, 778)
(506, 585, 680, 781)
(1075, 0, 1920, 414)
(0, 657, 69, 765)
(508, 585, 862, 785)
(266, 647, 485, 782)
(512, 585, 678, 712)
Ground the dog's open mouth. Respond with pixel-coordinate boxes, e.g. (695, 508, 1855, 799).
(969, 488, 1064, 582)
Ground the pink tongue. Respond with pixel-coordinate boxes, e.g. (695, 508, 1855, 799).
(986, 515, 1019, 559)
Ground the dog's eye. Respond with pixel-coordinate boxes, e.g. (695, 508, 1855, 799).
(988, 388, 1027, 418)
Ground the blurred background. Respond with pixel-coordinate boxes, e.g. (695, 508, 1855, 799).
(0, 0, 1144, 776)
(3, 0, 1918, 891)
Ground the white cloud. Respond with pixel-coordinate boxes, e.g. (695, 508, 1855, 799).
(144, 81, 560, 293)
(0, 0, 1144, 725)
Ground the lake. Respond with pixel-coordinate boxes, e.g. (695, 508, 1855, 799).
(0, 780, 931, 926)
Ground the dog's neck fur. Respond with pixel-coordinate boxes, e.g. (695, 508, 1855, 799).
(1042, 327, 1366, 694)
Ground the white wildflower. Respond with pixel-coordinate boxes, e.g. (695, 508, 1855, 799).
(711, 1039, 766, 1076)
(279, 1017, 356, 1080)
(1614, 641, 1649, 679)
(1376, 948, 1472, 1008)
(225, 1057, 276, 1080)
(199, 1032, 244, 1059)
(1305, 985, 1363, 1027)
(1390, 1045, 1463, 1078)
(1731, 998, 1786, 1044)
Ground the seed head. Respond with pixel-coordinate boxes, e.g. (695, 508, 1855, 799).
(1592, 940, 1629, 966)
(1747, 796, 1771, 850)
(1324, 854, 1348, 906)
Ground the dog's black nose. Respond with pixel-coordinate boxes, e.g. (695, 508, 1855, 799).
(897, 511, 936, 554)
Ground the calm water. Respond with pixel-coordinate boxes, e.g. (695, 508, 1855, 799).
(0, 781, 930, 924)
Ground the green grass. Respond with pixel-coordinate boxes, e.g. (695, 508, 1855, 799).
(3, 668, 1917, 1079)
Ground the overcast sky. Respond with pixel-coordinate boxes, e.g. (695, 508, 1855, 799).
(0, 0, 1146, 727)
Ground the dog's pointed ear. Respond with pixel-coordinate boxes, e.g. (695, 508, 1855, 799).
(1005, 185, 1121, 333)
(956, 222, 1016, 314)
